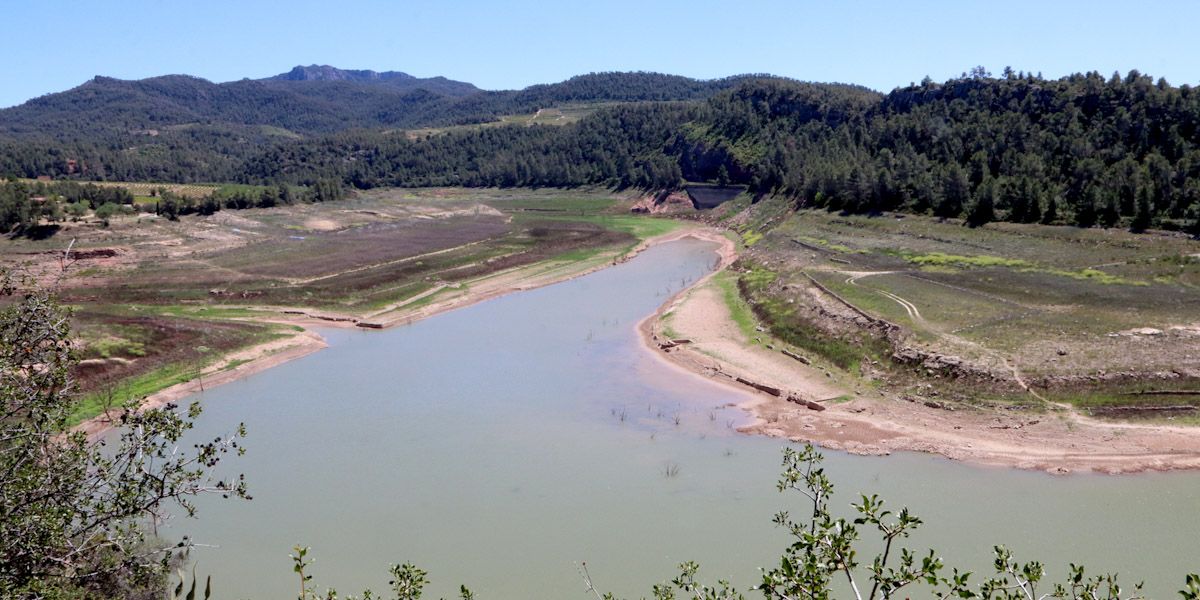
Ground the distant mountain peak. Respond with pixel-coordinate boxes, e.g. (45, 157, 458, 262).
(268, 65, 416, 83)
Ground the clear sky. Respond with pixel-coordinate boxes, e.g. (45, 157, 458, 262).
(2, 0, 1197, 108)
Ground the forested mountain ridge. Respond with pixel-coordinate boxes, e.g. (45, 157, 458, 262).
(239, 80, 879, 190)
(0, 67, 478, 140)
(0, 69, 770, 140)
(0, 69, 783, 182)
(736, 70, 1200, 229)
(244, 70, 1200, 231)
(266, 64, 475, 89)
(2, 67, 1200, 233)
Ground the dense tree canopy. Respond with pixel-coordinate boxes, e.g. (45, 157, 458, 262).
(4, 69, 1200, 232)
(234, 70, 1200, 230)
(0, 70, 763, 183)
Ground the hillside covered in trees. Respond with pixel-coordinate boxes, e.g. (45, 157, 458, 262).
(0, 68, 763, 183)
(3, 67, 1200, 232)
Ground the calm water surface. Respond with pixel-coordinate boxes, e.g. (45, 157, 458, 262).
(169, 239, 1200, 599)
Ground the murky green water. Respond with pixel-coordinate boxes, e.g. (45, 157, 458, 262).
(169, 239, 1200, 599)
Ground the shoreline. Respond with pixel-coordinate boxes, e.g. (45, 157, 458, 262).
(76, 221, 1200, 475)
(74, 221, 709, 438)
(637, 237, 1200, 475)
(76, 330, 328, 440)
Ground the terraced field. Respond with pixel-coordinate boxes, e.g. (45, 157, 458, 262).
(737, 208, 1200, 417)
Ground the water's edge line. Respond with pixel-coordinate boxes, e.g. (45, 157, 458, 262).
(74, 223, 713, 439)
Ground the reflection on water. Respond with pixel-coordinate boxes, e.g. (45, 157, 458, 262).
(168, 239, 1200, 599)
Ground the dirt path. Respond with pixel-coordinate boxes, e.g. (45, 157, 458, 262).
(642, 256, 1200, 474)
(838, 269, 1200, 438)
(844, 271, 923, 321)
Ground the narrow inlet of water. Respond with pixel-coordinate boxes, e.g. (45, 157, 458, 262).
(166, 239, 1200, 599)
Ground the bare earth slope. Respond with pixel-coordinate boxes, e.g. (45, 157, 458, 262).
(642, 233, 1200, 474)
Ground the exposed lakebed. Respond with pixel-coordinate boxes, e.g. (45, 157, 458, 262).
(168, 239, 1200, 599)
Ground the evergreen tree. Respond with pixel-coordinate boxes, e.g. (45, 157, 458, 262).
(966, 180, 995, 228)
(258, 188, 278, 208)
(1130, 189, 1153, 233)
(965, 197, 994, 228)
(1074, 190, 1098, 228)
(1026, 194, 1042, 224)
(1007, 183, 1028, 223)
(1041, 196, 1058, 225)
(1100, 197, 1120, 228)
(716, 165, 730, 187)
(936, 166, 969, 218)
(278, 184, 294, 205)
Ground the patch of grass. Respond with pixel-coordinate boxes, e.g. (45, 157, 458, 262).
(577, 215, 682, 241)
(749, 208, 1200, 390)
(400, 285, 465, 311)
(894, 251, 1148, 285)
(739, 266, 779, 291)
(898, 251, 1034, 269)
(71, 362, 201, 425)
(69, 329, 292, 425)
(739, 262, 892, 372)
(35, 180, 220, 199)
(146, 305, 265, 320)
(1028, 267, 1148, 286)
(87, 337, 146, 359)
(712, 270, 759, 341)
(214, 183, 276, 196)
(807, 272, 916, 326)
(794, 235, 863, 254)
(222, 358, 252, 371)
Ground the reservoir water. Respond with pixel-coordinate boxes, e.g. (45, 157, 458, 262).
(170, 239, 1200, 599)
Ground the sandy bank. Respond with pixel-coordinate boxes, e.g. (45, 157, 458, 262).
(639, 245, 1200, 475)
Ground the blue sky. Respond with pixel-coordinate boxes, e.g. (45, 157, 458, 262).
(2, 0, 1197, 107)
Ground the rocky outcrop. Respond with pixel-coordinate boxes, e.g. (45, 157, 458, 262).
(890, 347, 1007, 382)
(630, 191, 695, 214)
(786, 393, 826, 411)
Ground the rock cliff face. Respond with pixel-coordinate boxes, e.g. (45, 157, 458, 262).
(268, 65, 417, 82)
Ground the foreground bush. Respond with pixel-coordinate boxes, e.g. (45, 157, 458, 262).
(292, 445, 1200, 600)
(0, 271, 247, 599)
